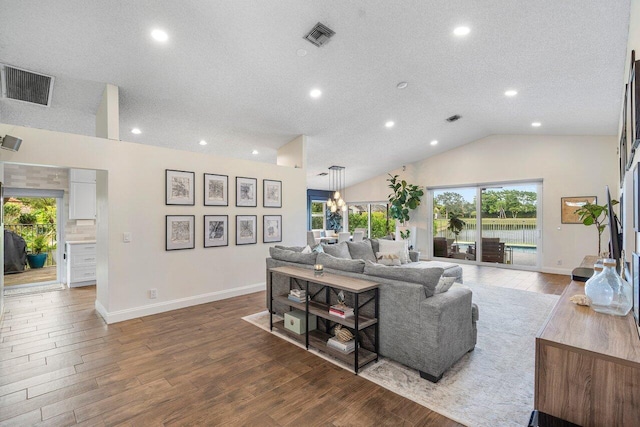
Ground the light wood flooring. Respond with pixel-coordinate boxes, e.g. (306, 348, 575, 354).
(0, 265, 570, 426)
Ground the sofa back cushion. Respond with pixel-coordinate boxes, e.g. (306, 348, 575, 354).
(364, 261, 443, 297)
(346, 240, 376, 262)
(317, 252, 365, 273)
(274, 245, 305, 252)
(269, 247, 317, 265)
(321, 242, 352, 259)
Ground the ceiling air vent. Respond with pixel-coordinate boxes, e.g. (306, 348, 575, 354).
(1, 64, 54, 107)
(304, 22, 335, 47)
(446, 114, 461, 123)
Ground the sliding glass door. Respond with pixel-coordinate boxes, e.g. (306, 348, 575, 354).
(431, 182, 541, 269)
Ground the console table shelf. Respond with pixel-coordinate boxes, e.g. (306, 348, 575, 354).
(273, 294, 377, 330)
(268, 266, 380, 373)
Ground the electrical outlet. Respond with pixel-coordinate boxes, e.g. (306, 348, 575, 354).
(149, 289, 158, 299)
(557, 260, 562, 266)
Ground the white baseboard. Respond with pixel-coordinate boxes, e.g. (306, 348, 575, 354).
(94, 282, 265, 324)
(540, 266, 572, 275)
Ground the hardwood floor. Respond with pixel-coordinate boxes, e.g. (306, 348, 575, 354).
(0, 266, 570, 426)
(4, 266, 58, 287)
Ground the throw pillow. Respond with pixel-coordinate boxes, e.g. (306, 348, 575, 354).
(269, 247, 317, 265)
(363, 261, 443, 297)
(346, 240, 377, 262)
(435, 276, 455, 294)
(313, 244, 324, 253)
(317, 252, 365, 273)
(377, 239, 410, 264)
(376, 252, 401, 266)
(322, 242, 352, 259)
(301, 245, 313, 254)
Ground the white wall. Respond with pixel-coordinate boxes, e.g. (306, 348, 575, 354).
(346, 134, 617, 274)
(0, 124, 307, 323)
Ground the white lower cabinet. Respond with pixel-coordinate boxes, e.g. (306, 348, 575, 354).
(66, 241, 96, 287)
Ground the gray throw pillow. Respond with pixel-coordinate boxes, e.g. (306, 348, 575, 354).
(274, 245, 305, 253)
(346, 240, 376, 262)
(369, 239, 380, 254)
(322, 242, 352, 259)
(317, 252, 365, 273)
(269, 247, 317, 265)
(363, 261, 443, 297)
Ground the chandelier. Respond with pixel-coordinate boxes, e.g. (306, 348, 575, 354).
(327, 166, 347, 213)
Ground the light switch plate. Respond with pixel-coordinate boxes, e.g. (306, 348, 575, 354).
(123, 232, 132, 243)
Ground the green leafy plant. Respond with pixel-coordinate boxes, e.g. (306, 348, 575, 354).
(387, 174, 424, 224)
(575, 200, 618, 256)
(399, 229, 411, 240)
(18, 212, 37, 224)
(447, 212, 466, 243)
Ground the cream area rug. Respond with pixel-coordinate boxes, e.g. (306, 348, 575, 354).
(242, 281, 559, 427)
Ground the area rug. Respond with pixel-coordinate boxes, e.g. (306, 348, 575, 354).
(4, 283, 66, 296)
(242, 281, 559, 427)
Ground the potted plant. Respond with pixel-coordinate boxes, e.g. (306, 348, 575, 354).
(447, 212, 466, 244)
(26, 234, 49, 269)
(387, 174, 424, 247)
(575, 199, 618, 256)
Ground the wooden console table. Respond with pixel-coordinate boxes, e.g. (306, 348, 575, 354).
(534, 258, 640, 426)
(268, 266, 379, 373)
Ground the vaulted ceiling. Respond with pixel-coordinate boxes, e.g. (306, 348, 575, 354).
(0, 0, 630, 189)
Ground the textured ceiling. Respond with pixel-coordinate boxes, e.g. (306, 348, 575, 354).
(0, 0, 631, 190)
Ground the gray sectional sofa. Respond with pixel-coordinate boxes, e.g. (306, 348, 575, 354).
(266, 239, 478, 382)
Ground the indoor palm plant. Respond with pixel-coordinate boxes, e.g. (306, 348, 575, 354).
(26, 233, 50, 269)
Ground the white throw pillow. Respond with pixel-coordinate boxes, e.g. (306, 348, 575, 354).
(435, 276, 455, 294)
(378, 239, 410, 264)
(301, 245, 313, 254)
(376, 252, 402, 266)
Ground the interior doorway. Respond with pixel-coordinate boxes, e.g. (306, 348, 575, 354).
(3, 189, 64, 288)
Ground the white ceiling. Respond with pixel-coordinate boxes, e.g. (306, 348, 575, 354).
(0, 0, 631, 190)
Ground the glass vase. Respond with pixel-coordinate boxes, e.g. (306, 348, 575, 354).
(585, 258, 632, 316)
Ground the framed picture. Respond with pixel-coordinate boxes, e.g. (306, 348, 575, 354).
(263, 179, 282, 208)
(635, 163, 640, 232)
(263, 215, 282, 243)
(633, 252, 640, 334)
(204, 215, 228, 247)
(236, 215, 257, 245)
(621, 84, 629, 186)
(561, 196, 596, 224)
(204, 174, 228, 206)
(236, 177, 257, 207)
(166, 169, 195, 205)
(166, 215, 195, 250)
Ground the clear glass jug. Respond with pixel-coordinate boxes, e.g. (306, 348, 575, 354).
(585, 258, 632, 316)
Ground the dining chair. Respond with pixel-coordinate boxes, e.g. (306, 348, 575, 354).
(306, 231, 316, 247)
(354, 227, 367, 238)
(352, 231, 364, 242)
(338, 232, 350, 243)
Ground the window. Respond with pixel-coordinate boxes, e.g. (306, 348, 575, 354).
(310, 201, 325, 230)
(347, 203, 394, 238)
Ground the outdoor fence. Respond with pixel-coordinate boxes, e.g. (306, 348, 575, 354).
(435, 219, 537, 246)
(4, 223, 58, 266)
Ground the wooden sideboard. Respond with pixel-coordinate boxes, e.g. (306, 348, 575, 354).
(535, 261, 640, 426)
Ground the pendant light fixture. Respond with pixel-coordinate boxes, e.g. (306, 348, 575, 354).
(326, 166, 347, 213)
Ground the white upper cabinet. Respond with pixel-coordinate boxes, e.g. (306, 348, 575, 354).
(69, 169, 96, 219)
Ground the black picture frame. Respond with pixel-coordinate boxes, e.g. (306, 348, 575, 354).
(236, 215, 257, 245)
(633, 252, 640, 337)
(263, 179, 282, 208)
(166, 215, 195, 250)
(204, 215, 228, 247)
(204, 174, 228, 206)
(621, 84, 629, 186)
(166, 169, 195, 205)
(236, 177, 257, 207)
(263, 215, 282, 243)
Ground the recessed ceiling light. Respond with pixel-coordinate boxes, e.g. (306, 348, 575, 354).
(397, 82, 408, 89)
(531, 122, 542, 127)
(505, 90, 518, 97)
(151, 29, 168, 42)
(430, 140, 438, 146)
(131, 128, 141, 134)
(385, 121, 395, 128)
(310, 89, 322, 98)
(453, 26, 471, 36)
(252, 150, 259, 155)
(297, 49, 308, 57)
(199, 140, 207, 146)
